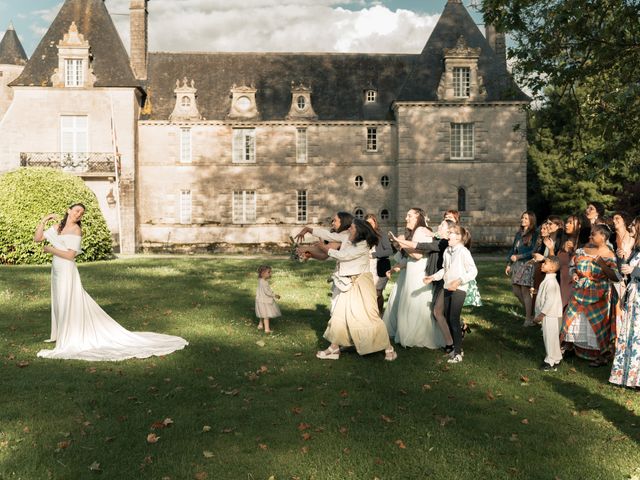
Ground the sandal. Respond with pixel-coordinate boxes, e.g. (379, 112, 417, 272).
(316, 346, 340, 360)
(384, 348, 398, 362)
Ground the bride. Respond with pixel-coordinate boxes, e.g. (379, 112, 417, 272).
(34, 203, 188, 361)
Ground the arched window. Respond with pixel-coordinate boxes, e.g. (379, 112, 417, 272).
(354, 208, 365, 219)
(458, 187, 466, 212)
(380, 175, 390, 188)
(181, 96, 191, 108)
(354, 175, 364, 188)
(297, 95, 306, 110)
(380, 209, 390, 221)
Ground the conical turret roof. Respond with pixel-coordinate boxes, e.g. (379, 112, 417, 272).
(0, 23, 28, 65)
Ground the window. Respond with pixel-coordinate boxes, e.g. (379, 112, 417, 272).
(296, 128, 307, 163)
(380, 209, 390, 221)
(366, 90, 377, 103)
(232, 128, 256, 163)
(453, 67, 471, 98)
(380, 175, 390, 188)
(297, 190, 307, 223)
(354, 175, 364, 188)
(64, 59, 83, 87)
(232, 190, 256, 223)
(180, 127, 192, 163)
(354, 208, 365, 220)
(60, 115, 88, 165)
(181, 96, 191, 108)
(366, 127, 377, 152)
(296, 96, 306, 110)
(450, 123, 474, 160)
(180, 190, 192, 224)
(458, 187, 466, 212)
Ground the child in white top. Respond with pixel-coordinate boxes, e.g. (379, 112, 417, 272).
(424, 225, 478, 363)
(255, 265, 281, 333)
(534, 256, 563, 370)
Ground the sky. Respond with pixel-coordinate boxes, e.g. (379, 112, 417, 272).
(0, 0, 486, 57)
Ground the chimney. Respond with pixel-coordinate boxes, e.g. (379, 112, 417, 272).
(130, 0, 148, 80)
(485, 22, 507, 71)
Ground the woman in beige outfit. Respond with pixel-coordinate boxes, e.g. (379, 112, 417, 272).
(314, 219, 397, 361)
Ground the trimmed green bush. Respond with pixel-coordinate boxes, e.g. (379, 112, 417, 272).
(0, 167, 113, 264)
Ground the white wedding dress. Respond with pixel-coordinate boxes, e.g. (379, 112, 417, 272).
(37, 227, 188, 361)
(383, 228, 445, 349)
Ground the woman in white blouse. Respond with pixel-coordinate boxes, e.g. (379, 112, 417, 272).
(314, 219, 397, 361)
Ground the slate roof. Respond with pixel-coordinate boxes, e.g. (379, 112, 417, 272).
(0, 24, 28, 65)
(397, 0, 529, 102)
(11, 0, 139, 88)
(143, 52, 415, 121)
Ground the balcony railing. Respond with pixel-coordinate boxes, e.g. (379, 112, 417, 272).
(20, 152, 119, 176)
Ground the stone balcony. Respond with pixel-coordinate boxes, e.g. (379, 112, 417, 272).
(19, 152, 119, 177)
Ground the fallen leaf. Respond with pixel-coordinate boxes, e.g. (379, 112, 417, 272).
(399, 389, 408, 395)
(22, 427, 30, 433)
(16, 361, 29, 368)
(510, 433, 519, 442)
(395, 439, 406, 449)
(221, 427, 235, 433)
(142, 456, 153, 465)
(150, 421, 166, 430)
(194, 472, 207, 480)
(301, 446, 309, 453)
(162, 418, 174, 427)
(88, 461, 101, 472)
(203, 450, 214, 458)
(339, 390, 349, 398)
(146, 433, 160, 444)
(343, 447, 351, 454)
(256, 340, 266, 347)
(258, 443, 268, 450)
(486, 390, 496, 401)
(291, 407, 303, 415)
(202, 426, 211, 432)
(297, 423, 311, 431)
(422, 384, 432, 391)
(435, 415, 455, 427)
(294, 352, 303, 357)
(521, 418, 529, 425)
(467, 380, 477, 388)
(528, 397, 535, 403)
(57, 440, 71, 450)
(381, 415, 393, 423)
(258, 365, 268, 373)
(302, 433, 312, 441)
(520, 375, 529, 384)
(338, 426, 348, 434)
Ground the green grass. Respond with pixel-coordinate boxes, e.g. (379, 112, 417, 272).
(0, 257, 639, 480)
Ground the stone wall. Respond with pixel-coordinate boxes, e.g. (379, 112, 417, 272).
(0, 64, 23, 121)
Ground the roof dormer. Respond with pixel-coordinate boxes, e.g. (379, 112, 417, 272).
(169, 77, 203, 122)
(437, 35, 486, 101)
(228, 84, 259, 120)
(51, 22, 96, 88)
(286, 82, 317, 120)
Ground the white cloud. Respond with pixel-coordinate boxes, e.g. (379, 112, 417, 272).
(105, 0, 438, 54)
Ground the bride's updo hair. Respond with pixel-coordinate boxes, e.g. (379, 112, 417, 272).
(58, 203, 86, 234)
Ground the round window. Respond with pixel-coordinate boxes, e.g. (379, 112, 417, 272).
(380, 209, 390, 221)
(297, 95, 306, 110)
(181, 96, 191, 107)
(236, 96, 251, 111)
(354, 175, 364, 188)
(354, 208, 365, 220)
(380, 175, 390, 188)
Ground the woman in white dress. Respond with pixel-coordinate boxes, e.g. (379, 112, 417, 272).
(314, 219, 397, 361)
(383, 208, 445, 349)
(34, 203, 188, 361)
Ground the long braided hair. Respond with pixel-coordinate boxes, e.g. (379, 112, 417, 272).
(57, 203, 86, 234)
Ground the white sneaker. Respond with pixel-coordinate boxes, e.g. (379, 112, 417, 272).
(447, 354, 463, 364)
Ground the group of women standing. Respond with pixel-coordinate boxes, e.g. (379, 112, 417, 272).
(506, 203, 640, 388)
(295, 207, 478, 364)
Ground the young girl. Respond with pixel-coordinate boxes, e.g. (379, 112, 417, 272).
(255, 265, 281, 333)
(424, 225, 478, 363)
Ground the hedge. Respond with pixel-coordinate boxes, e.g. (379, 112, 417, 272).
(0, 167, 114, 265)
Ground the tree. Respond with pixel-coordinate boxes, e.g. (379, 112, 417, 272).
(482, 0, 640, 212)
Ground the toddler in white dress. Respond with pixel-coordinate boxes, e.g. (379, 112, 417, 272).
(255, 265, 281, 333)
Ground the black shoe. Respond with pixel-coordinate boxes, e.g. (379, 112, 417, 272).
(540, 362, 557, 372)
(442, 344, 454, 354)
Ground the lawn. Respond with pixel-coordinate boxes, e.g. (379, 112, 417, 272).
(0, 256, 639, 480)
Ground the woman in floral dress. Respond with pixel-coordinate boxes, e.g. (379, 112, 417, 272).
(610, 217, 640, 387)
